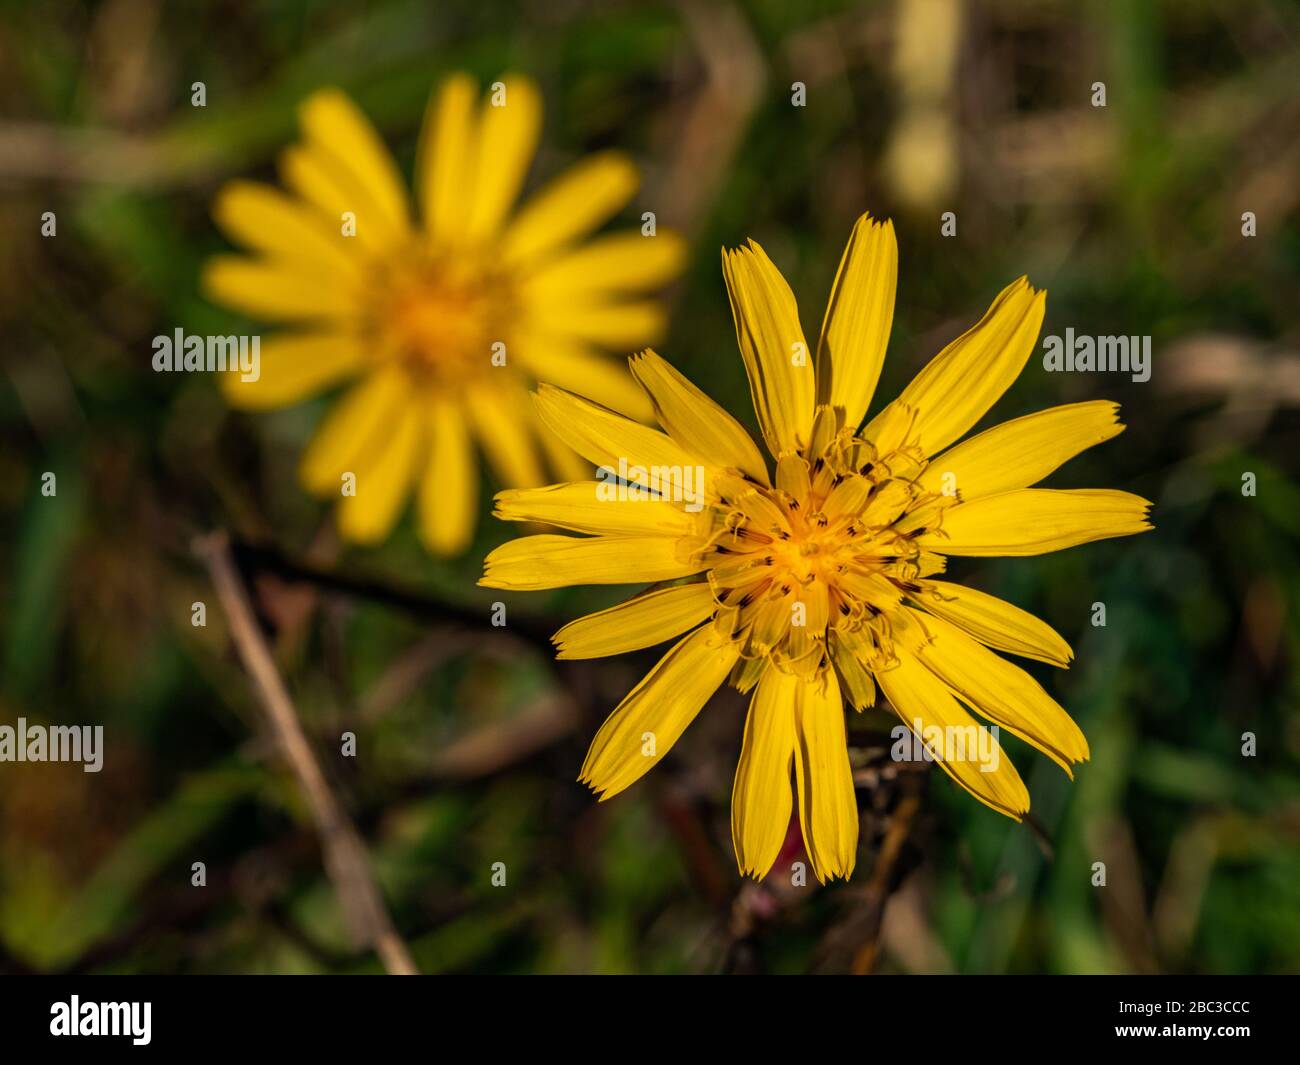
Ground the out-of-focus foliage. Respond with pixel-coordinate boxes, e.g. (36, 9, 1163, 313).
(0, 0, 1296, 974)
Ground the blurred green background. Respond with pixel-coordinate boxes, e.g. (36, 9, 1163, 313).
(1, 0, 1297, 974)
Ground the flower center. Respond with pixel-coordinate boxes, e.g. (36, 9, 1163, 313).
(701, 430, 947, 679)
(369, 246, 517, 385)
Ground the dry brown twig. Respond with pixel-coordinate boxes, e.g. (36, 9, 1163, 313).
(659, 0, 766, 231)
(849, 792, 923, 974)
(193, 529, 418, 976)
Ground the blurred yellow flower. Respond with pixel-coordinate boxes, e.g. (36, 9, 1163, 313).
(481, 212, 1153, 882)
(204, 75, 684, 553)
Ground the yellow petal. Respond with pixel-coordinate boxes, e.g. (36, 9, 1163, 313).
(299, 366, 410, 495)
(823, 474, 872, 519)
(211, 180, 361, 281)
(732, 665, 797, 879)
(629, 350, 771, 485)
(919, 401, 1125, 500)
(837, 568, 904, 612)
(918, 488, 1153, 556)
(465, 75, 541, 239)
(465, 381, 545, 489)
(514, 335, 654, 422)
(553, 583, 717, 659)
(722, 240, 815, 457)
(876, 645, 1030, 820)
(503, 151, 639, 265)
(828, 627, 877, 710)
(525, 298, 667, 350)
(201, 255, 358, 323)
(815, 213, 897, 430)
(480, 534, 705, 590)
(533, 384, 705, 496)
(417, 395, 477, 556)
(899, 608, 1089, 774)
(298, 88, 410, 236)
(417, 73, 479, 241)
(867, 276, 1045, 456)
(775, 454, 810, 500)
(220, 332, 363, 410)
(792, 669, 857, 882)
(493, 481, 697, 536)
(278, 143, 403, 253)
(733, 487, 792, 534)
(336, 400, 423, 544)
(794, 579, 830, 633)
(520, 230, 687, 299)
(531, 404, 590, 483)
(912, 579, 1073, 667)
(579, 625, 738, 798)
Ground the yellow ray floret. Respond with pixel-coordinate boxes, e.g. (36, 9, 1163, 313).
(553, 584, 717, 660)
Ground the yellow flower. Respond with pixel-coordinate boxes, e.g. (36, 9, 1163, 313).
(481, 212, 1153, 882)
(204, 75, 684, 554)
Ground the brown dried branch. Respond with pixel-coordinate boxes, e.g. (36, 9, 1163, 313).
(193, 530, 418, 976)
(849, 792, 923, 974)
(230, 538, 560, 656)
